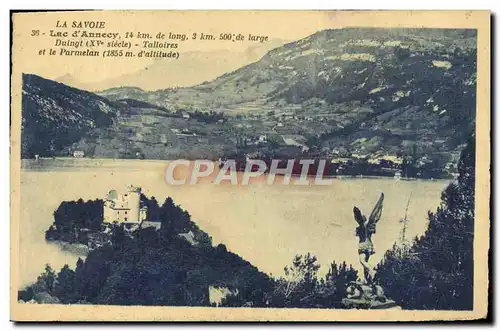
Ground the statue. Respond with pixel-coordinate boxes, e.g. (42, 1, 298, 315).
(353, 192, 384, 284)
(342, 193, 398, 309)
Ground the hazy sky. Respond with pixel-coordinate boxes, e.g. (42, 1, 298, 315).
(14, 11, 342, 84)
(13, 11, 481, 85)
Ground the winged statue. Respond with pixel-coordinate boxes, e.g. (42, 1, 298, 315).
(353, 192, 384, 284)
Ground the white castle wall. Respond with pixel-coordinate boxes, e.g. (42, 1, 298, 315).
(103, 185, 142, 224)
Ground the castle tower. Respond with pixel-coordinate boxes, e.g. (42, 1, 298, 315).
(125, 185, 141, 223)
(103, 190, 118, 223)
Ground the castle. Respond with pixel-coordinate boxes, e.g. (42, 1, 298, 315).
(101, 185, 204, 244)
(103, 185, 148, 225)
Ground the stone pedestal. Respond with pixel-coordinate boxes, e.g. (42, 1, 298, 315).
(342, 281, 399, 309)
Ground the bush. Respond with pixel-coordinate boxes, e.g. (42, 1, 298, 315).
(223, 254, 358, 308)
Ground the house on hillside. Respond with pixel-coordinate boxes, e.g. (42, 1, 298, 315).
(352, 153, 368, 160)
(73, 150, 85, 158)
(181, 128, 196, 136)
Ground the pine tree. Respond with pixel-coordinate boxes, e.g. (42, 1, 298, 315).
(376, 135, 475, 310)
(53, 264, 77, 303)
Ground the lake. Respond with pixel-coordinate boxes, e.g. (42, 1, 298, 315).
(18, 158, 449, 287)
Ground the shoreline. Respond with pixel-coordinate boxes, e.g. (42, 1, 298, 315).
(47, 240, 90, 256)
(21, 158, 452, 181)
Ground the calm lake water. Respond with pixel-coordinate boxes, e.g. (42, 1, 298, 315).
(19, 158, 449, 287)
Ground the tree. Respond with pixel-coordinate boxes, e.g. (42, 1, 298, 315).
(35, 264, 57, 294)
(53, 264, 77, 303)
(159, 197, 192, 238)
(376, 135, 475, 310)
(140, 194, 160, 221)
(271, 253, 320, 307)
(111, 224, 127, 247)
(324, 261, 358, 307)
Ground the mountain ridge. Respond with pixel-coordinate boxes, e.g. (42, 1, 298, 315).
(21, 73, 123, 158)
(58, 39, 288, 92)
(22, 27, 476, 165)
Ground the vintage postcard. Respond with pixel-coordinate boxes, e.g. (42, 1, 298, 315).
(10, 10, 490, 321)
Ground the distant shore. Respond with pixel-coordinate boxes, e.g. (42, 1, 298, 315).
(21, 157, 453, 181)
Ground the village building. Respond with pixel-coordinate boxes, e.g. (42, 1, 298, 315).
(351, 153, 368, 159)
(331, 157, 351, 164)
(181, 128, 196, 136)
(73, 150, 85, 158)
(380, 155, 403, 165)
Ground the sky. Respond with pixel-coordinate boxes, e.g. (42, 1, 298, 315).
(12, 11, 483, 88)
(13, 11, 342, 85)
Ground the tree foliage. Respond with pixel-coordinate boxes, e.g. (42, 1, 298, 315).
(220, 254, 358, 308)
(24, 137, 476, 309)
(376, 136, 475, 310)
(46, 199, 104, 244)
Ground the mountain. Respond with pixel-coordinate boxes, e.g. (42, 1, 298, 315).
(79, 39, 288, 92)
(22, 28, 477, 163)
(54, 74, 90, 91)
(21, 74, 123, 158)
(99, 28, 476, 157)
(21, 74, 238, 160)
(101, 28, 476, 109)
